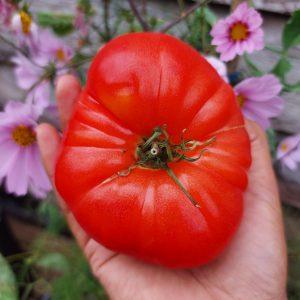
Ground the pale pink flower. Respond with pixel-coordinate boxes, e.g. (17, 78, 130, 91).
(277, 134, 300, 170)
(211, 2, 264, 61)
(37, 29, 74, 67)
(12, 31, 73, 115)
(234, 74, 284, 129)
(74, 8, 89, 37)
(0, 101, 51, 198)
(12, 54, 51, 115)
(204, 55, 228, 82)
(11, 11, 39, 53)
(0, 0, 14, 25)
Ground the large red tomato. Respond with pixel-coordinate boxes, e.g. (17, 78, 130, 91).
(55, 33, 251, 268)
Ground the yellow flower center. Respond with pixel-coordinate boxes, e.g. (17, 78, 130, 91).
(12, 125, 36, 146)
(281, 143, 288, 152)
(20, 11, 32, 35)
(237, 94, 246, 107)
(230, 22, 249, 41)
(56, 48, 66, 61)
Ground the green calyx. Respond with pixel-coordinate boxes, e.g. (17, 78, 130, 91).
(134, 126, 216, 208)
(136, 125, 215, 169)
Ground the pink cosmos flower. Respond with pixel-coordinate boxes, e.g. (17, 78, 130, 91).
(0, 100, 51, 198)
(204, 55, 228, 82)
(37, 29, 74, 67)
(0, 0, 14, 25)
(11, 11, 39, 53)
(234, 74, 284, 129)
(12, 54, 51, 116)
(277, 134, 300, 170)
(12, 31, 73, 115)
(211, 2, 264, 61)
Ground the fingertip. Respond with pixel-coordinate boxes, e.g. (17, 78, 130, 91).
(244, 119, 277, 191)
(36, 123, 60, 146)
(56, 74, 81, 129)
(55, 74, 81, 101)
(245, 119, 267, 146)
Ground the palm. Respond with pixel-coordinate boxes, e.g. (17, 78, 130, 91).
(37, 75, 287, 300)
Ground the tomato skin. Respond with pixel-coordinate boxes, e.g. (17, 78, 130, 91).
(55, 33, 251, 268)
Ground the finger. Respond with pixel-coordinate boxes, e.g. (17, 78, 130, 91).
(36, 123, 90, 248)
(36, 123, 61, 181)
(244, 119, 280, 203)
(55, 74, 81, 130)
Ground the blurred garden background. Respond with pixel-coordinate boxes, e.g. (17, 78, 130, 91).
(0, 0, 300, 299)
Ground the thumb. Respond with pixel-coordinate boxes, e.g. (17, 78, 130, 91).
(245, 119, 280, 204)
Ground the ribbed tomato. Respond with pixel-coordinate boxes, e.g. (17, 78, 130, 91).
(55, 32, 251, 268)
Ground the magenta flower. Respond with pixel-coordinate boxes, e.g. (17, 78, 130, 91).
(277, 134, 300, 170)
(204, 55, 228, 82)
(234, 74, 284, 129)
(211, 2, 264, 61)
(0, 0, 14, 25)
(0, 101, 51, 198)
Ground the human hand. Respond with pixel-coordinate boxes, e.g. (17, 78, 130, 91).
(37, 74, 287, 300)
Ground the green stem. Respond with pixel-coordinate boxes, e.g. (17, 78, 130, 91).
(177, 0, 185, 13)
(103, 0, 111, 41)
(200, 5, 206, 53)
(164, 164, 200, 208)
(142, 129, 162, 150)
(0, 34, 43, 68)
(6, 252, 31, 262)
(128, 0, 150, 31)
(265, 45, 283, 55)
(22, 73, 49, 100)
(159, 0, 211, 33)
(141, 0, 148, 16)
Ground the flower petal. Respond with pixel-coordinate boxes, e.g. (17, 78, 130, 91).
(0, 140, 19, 180)
(5, 147, 30, 196)
(281, 155, 298, 170)
(220, 44, 238, 62)
(243, 97, 284, 120)
(27, 145, 51, 198)
(242, 104, 270, 129)
(235, 75, 282, 101)
(12, 54, 42, 89)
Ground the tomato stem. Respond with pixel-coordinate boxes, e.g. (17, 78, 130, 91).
(164, 164, 200, 208)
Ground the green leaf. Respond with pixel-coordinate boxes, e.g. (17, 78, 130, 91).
(283, 10, 300, 50)
(38, 201, 67, 235)
(283, 82, 300, 93)
(185, 7, 213, 51)
(0, 253, 18, 300)
(37, 12, 74, 36)
(203, 7, 217, 26)
(243, 54, 264, 76)
(77, 0, 93, 15)
(52, 274, 82, 300)
(272, 57, 292, 79)
(266, 128, 277, 159)
(36, 252, 70, 273)
(30, 234, 107, 299)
